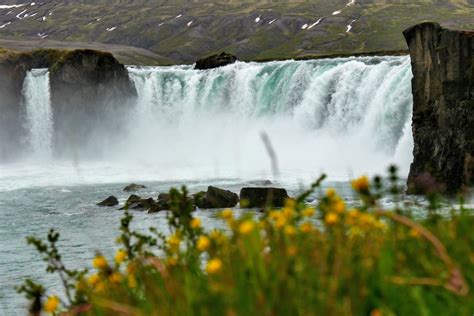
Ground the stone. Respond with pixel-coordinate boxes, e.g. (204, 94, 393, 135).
(97, 195, 119, 207)
(195, 187, 239, 209)
(194, 52, 237, 70)
(240, 187, 289, 208)
(123, 183, 146, 192)
(403, 22, 474, 193)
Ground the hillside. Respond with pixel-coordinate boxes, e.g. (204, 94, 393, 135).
(0, 0, 473, 64)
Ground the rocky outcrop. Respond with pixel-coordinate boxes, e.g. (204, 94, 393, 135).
(195, 186, 239, 209)
(123, 183, 146, 192)
(195, 53, 238, 70)
(97, 196, 119, 207)
(404, 22, 474, 193)
(240, 187, 289, 208)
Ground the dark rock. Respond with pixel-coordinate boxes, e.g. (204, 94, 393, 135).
(195, 187, 239, 209)
(123, 183, 146, 192)
(194, 52, 238, 70)
(97, 195, 119, 207)
(158, 193, 171, 202)
(403, 22, 474, 193)
(240, 187, 289, 208)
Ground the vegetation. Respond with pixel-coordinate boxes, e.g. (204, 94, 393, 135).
(1, 1, 473, 64)
(19, 167, 473, 315)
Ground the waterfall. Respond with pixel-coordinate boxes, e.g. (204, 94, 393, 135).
(22, 69, 54, 159)
(125, 56, 413, 181)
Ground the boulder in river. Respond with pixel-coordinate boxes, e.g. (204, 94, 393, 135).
(194, 52, 238, 70)
(97, 196, 119, 207)
(195, 186, 239, 209)
(240, 187, 289, 208)
(123, 183, 146, 192)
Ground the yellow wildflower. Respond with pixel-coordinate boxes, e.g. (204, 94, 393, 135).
(239, 220, 255, 235)
(326, 188, 336, 198)
(220, 209, 234, 220)
(275, 215, 286, 229)
(287, 245, 298, 257)
(209, 230, 226, 245)
(197, 235, 211, 252)
(333, 200, 346, 214)
(348, 209, 360, 219)
(325, 213, 339, 225)
(44, 295, 59, 313)
(206, 258, 223, 274)
(95, 282, 106, 293)
(282, 206, 295, 219)
(109, 272, 122, 284)
(284, 198, 296, 208)
(300, 222, 313, 233)
(114, 249, 127, 264)
(351, 176, 369, 192)
(93, 255, 108, 270)
(190, 218, 202, 229)
(167, 233, 181, 253)
(302, 207, 315, 217)
(284, 225, 296, 236)
(167, 257, 178, 266)
(409, 228, 421, 238)
(87, 273, 100, 286)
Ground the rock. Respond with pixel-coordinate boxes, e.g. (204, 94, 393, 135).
(195, 187, 239, 209)
(240, 187, 289, 208)
(194, 52, 238, 70)
(403, 22, 474, 193)
(123, 183, 146, 192)
(97, 195, 119, 207)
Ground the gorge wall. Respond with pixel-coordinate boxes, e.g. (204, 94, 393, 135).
(404, 22, 473, 193)
(0, 49, 135, 161)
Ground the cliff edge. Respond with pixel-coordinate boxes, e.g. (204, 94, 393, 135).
(404, 22, 473, 193)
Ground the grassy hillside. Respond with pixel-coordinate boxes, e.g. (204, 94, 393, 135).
(0, 0, 473, 64)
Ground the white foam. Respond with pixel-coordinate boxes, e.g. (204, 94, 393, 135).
(308, 18, 322, 29)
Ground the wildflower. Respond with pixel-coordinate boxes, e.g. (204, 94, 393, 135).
(206, 258, 223, 274)
(269, 210, 280, 220)
(209, 230, 226, 245)
(197, 235, 211, 252)
(348, 209, 360, 219)
(93, 255, 108, 270)
(352, 176, 369, 192)
(284, 198, 296, 208)
(220, 209, 234, 220)
(325, 213, 339, 225)
(167, 233, 181, 253)
(167, 257, 178, 266)
(326, 188, 336, 198)
(109, 272, 122, 284)
(190, 218, 201, 229)
(44, 295, 59, 313)
(127, 262, 137, 275)
(333, 200, 346, 214)
(370, 309, 382, 316)
(239, 220, 255, 235)
(87, 273, 100, 286)
(302, 207, 315, 217)
(114, 249, 127, 264)
(282, 206, 295, 219)
(409, 228, 421, 238)
(284, 225, 296, 236)
(300, 222, 313, 233)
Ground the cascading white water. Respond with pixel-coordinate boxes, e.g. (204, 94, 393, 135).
(125, 56, 413, 182)
(22, 68, 54, 159)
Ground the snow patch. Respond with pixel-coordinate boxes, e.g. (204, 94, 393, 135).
(0, 22, 11, 28)
(347, 0, 356, 6)
(268, 18, 276, 25)
(255, 16, 261, 23)
(106, 27, 117, 32)
(0, 4, 26, 9)
(30, 2, 36, 6)
(187, 20, 193, 27)
(308, 18, 322, 30)
(346, 19, 357, 33)
(41, 16, 46, 21)
(332, 10, 342, 15)
(176, 14, 182, 19)
(37, 32, 48, 39)
(16, 9, 27, 19)
(301, 23, 308, 30)
(158, 22, 164, 26)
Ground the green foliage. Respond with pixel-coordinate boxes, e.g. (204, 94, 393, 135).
(19, 167, 473, 315)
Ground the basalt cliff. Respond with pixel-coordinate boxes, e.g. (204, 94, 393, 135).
(404, 22, 473, 193)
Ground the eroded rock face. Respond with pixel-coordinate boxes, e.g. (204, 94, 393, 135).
(195, 52, 238, 70)
(404, 22, 474, 193)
